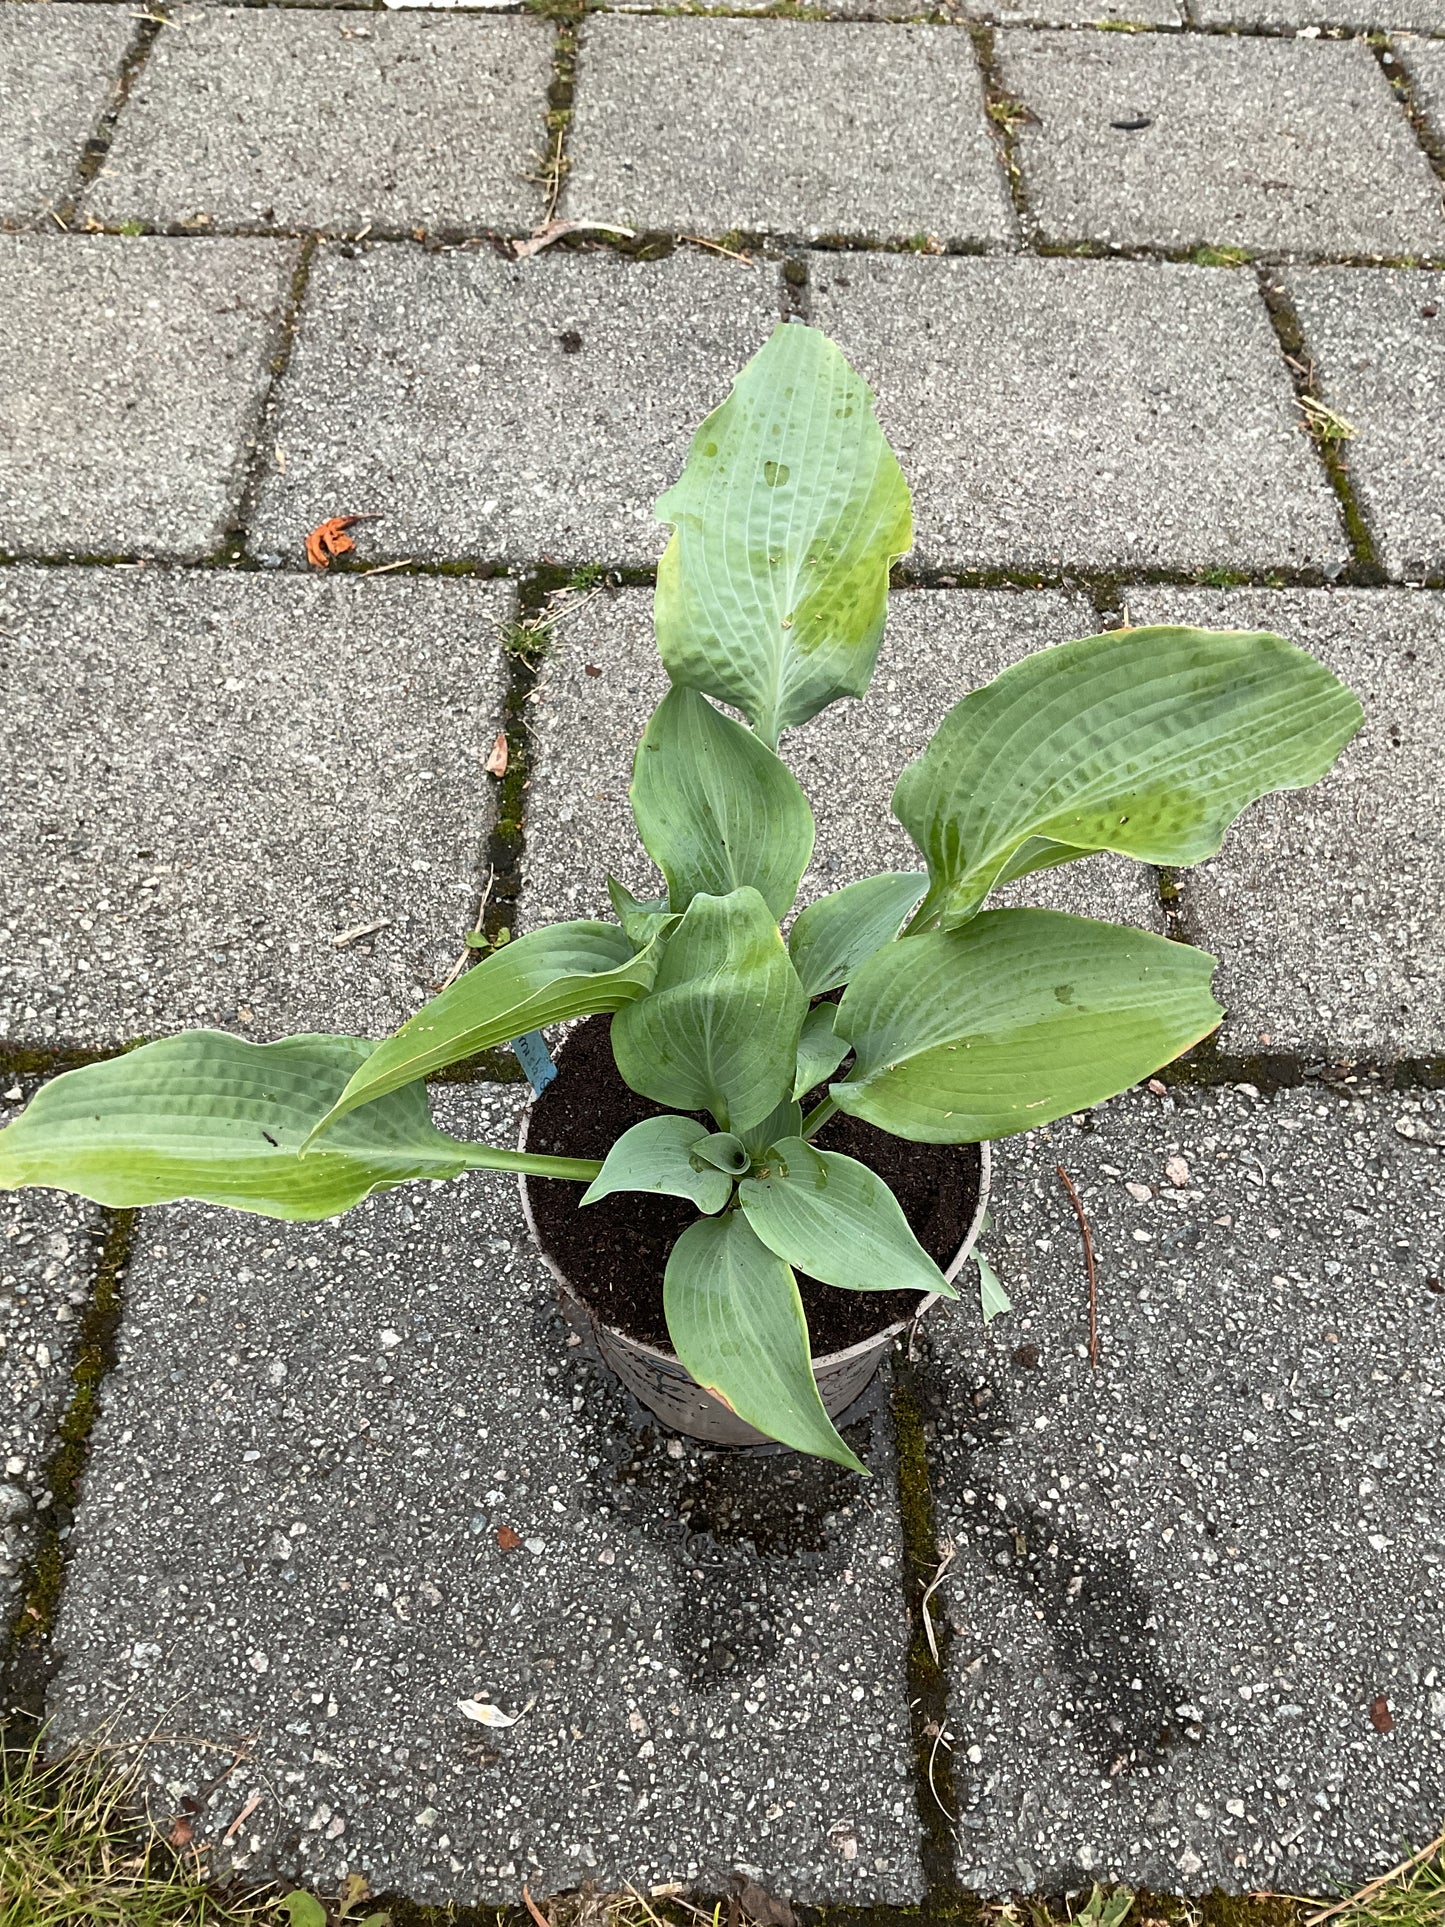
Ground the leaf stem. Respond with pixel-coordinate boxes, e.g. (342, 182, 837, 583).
(456, 1143, 603, 1182)
(800, 1096, 837, 1140)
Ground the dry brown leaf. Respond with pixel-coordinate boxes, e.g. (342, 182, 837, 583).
(496, 1524, 523, 1552)
(304, 515, 367, 569)
(1369, 1694, 1394, 1733)
(484, 731, 509, 778)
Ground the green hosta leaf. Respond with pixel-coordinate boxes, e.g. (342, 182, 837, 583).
(580, 1115, 733, 1215)
(607, 875, 674, 952)
(630, 687, 814, 920)
(739, 1096, 803, 1159)
(787, 871, 927, 997)
(307, 921, 655, 1142)
(833, 908, 1222, 1142)
(977, 1250, 1011, 1323)
(653, 323, 913, 749)
(693, 1131, 750, 1175)
(610, 887, 806, 1135)
(792, 1001, 850, 1099)
(891, 626, 1364, 929)
(663, 1211, 866, 1472)
(739, 1137, 954, 1298)
(0, 1032, 601, 1220)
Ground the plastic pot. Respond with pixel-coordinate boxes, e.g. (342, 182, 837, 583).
(517, 1102, 992, 1449)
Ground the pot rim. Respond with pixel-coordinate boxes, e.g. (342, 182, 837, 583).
(516, 1090, 993, 1374)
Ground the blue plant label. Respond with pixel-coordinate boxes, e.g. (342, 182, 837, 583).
(511, 1030, 557, 1095)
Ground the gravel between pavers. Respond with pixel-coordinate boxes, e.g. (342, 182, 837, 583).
(522, 587, 1163, 933)
(47, 1085, 923, 1906)
(927, 1078, 1444, 1894)
(0, 568, 510, 1047)
(0, 1109, 105, 1621)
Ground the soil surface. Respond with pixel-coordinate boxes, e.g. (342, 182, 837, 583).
(525, 1014, 982, 1352)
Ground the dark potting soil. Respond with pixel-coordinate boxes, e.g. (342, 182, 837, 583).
(525, 1013, 982, 1354)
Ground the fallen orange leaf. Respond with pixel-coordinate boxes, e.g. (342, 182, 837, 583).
(305, 515, 367, 569)
(484, 732, 509, 778)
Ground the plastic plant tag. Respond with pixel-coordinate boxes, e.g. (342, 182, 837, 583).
(511, 1030, 557, 1095)
(977, 1250, 1011, 1324)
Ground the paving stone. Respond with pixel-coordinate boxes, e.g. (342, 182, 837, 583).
(252, 246, 780, 568)
(47, 1083, 923, 1905)
(0, 234, 296, 559)
(808, 253, 1346, 574)
(522, 588, 1165, 934)
(0, 3, 134, 222)
(1129, 586, 1445, 1062)
(977, 0, 1185, 19)
(0, 1133, 105, 1619)
(1288, 267, 1445, 583)
(925, 1079, 1445, 1893)
(1196, 0, 1445, 31)
(0, 568, 510, 1048)
(562, 19, 1013, 247)
(1394, 35, 1445, 124)
(996, 31, 1445, 258)
(86, 10, 552, 234)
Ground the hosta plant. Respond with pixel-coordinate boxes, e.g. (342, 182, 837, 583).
(0, 325, 1362, 1473)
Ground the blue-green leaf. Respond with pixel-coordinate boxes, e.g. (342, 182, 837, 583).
(0, 1032, 600, 1220)
(977, 1250, 1011, 1323)
(787, 871, 927, 998)
(653, 323, 913, 748)
(307, 921, 655, 1142)
(739, 1137, 953, 1298)
(693, 1131, 751, 1175)
(630, 687, 814, 920)
(580, 1114, 733, 1214)
(892, 626, 1364, 930)
(610, 887, 807, 1134)
(664, 1210, 866, 1472)
(833, 908, 1221, 1142)
(792, 1001, 850, 1099)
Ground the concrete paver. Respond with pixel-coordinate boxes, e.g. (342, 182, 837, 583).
(523, 588, 1163, 933)
(86, 9, 552, 235)
(0, 2, 134, 223)
(563, 18, 1014, 247)
(1130, 587, 1445, 1063)
(997, 31, 1445, 258)
(251, 247, 780, 568)
(927, 1080, 1445, 1891)
(47, 1084, 923, 1905)
(1399, 36, 1445, 139)
(808, 253, 1346, 575)
(0, 233, 296, 559)
(0, 568, 510, 1048)
(0, 1145, 105, 1619)
(1196, 0, 1445, 30)
(1289, 268, 1445, 583)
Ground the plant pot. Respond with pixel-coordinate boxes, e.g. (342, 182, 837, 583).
(516, 1095, 992, 1451)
